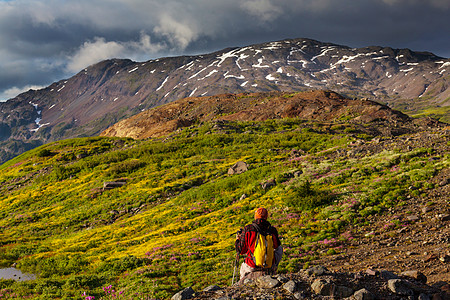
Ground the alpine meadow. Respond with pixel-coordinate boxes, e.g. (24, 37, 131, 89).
(0, 90, 449, 298)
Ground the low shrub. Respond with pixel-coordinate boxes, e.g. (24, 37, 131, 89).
(286, 181, 336, 210)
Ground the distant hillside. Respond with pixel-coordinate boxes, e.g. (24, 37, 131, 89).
(101, 90, 424, 140)
(1, 37, 449, 164)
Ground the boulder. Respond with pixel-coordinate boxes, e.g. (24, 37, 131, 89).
(172, 287, 195, 300)
(380, 270, 400, 280)
(335, 285, 354, 298)
(388, 279, 414, 296)
(255, 276, 281, 289)
(401, 270, 428, 284)
(261, 178, 276, 190)
(353, 288, 375, 300)
(203, 285, 221, 292)
(306, 265, 328, 276)
(311, 278, 335, 296)
(228, 161, 248, 175)
(283, 280, 298, 293)
(366, 268, 379, 276)
(103, 180, 127, 190)
(418, 293, 431, 300)
(275, 275, 289, 283)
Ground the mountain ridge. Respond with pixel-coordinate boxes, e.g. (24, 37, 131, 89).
(0, 37, 449, 164)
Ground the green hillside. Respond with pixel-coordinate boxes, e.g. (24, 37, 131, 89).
(0, 118, 448, 299)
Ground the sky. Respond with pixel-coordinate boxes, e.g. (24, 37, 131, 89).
(0, 0, 449, 101)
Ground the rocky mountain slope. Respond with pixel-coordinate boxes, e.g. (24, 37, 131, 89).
(0, 38, 449, 164)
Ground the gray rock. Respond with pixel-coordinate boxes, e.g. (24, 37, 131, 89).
(294, 292, 307, 299)
(103, 181, 127, 190)
(366, 268, 379, 276)
(353, 288, 375, 300)
(276, 275, 290, 283)
(261, 178, 276, 190)
(311, 278, 335, 296)
(203, 285, 221, 292)
(228, 161, 248, 175)
(256, 276, 281, 289)
(283, 280, 298, 293)
(418, 293, 431, 300)
(171, 287, 195, 300)
(380, 270, 400, 280)
(335, 285, 354, 298)
(76, 152, 87, 159)
(388, 279, 414, 296)
(401, 270, 427, 284)
(306, 265, 328, 276)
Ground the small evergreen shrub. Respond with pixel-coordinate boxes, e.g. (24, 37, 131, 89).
(286, 181, 336, 210)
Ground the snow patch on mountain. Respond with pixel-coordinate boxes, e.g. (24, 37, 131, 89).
(156, 77, 169, 91)
(311, 47, 336, 61)
(189, 87, 198, 97)
(252, 58, 270, 68)
(266, 74, 277, 81)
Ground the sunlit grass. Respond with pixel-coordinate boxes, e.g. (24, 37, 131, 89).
(0, 119, 447, 299)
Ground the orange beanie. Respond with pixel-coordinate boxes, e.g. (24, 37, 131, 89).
(255, 207, 268, 220)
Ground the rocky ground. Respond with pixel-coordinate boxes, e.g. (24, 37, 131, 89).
(172, 266, 449, 299)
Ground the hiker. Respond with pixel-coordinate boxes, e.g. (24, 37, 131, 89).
(235, 207, 283, 283)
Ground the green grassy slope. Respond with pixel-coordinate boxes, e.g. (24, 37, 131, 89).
(0, 119, 448, 299)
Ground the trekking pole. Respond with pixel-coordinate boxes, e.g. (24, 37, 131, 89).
(231, 252, 239, 285)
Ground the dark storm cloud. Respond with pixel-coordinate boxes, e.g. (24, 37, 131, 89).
(0, 0, 449, 100)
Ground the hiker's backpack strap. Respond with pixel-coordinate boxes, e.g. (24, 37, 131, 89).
(251, 223, 261, 248)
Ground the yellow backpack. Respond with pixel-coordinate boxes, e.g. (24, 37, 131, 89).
(252, 226, 274, 268)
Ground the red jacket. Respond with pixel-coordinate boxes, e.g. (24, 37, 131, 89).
(235, 219, 281, 268)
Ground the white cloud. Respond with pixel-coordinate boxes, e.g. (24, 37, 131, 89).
(153, 14, 200, 50)
(67, 32, 165, 73)
(241, 0, 282, 22)
(0, 85, 46, 102)
(67, 38, 125, 72)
